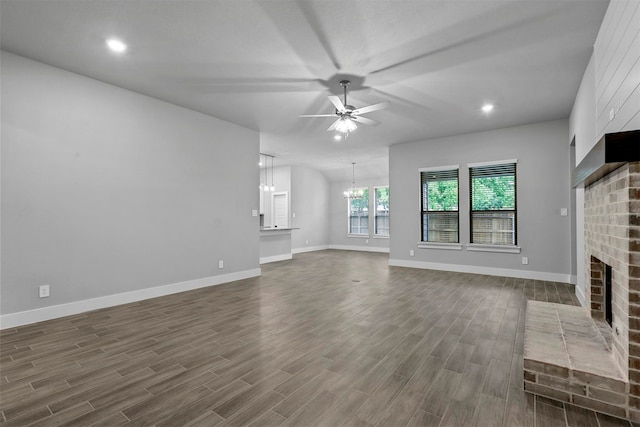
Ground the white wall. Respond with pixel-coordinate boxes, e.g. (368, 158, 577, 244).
(329, 177, 390, 252)
(1, 52, 260, 323)
(571, 56, 597, 165)
(570, 0, 640, 305)
(389, 120, 572, 282)
(290, 165, 330, 252)
(570, 56, 596, 304)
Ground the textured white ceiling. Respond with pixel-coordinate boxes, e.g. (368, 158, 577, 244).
(0, 0, 609, 181)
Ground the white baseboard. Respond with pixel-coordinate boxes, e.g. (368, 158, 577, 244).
(292, 245, 330, 254)
(0, 268, 261, 330)
(388, 259, 573, 283)
(260, 254, 292, 264)
(575, 283, 586, 307)
(329, 245, 390, 254)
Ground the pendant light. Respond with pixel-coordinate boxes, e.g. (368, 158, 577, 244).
(260, 153, 276, 192)
(344, 162, 364, 199)
(270, 156, 276, 192)
(259, 154, 266, 190)
(263, 154, 270, 192)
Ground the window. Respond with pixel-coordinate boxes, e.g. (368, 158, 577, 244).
(374, 187, 390, 236)
(348, 188, 369, 235)
(420, 167, 459, 243)
(469, 161, 517, 245)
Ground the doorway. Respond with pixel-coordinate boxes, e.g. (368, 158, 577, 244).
(271, 192, 289, 228)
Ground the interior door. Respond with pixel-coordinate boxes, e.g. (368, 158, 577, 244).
(272, 192, 289, 228)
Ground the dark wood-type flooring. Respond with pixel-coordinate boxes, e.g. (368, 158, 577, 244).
(0, 250, 634, 426)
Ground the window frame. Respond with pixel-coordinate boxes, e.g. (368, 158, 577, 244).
(347, 187, 370, 236)
(468, 159, 518, 250)
(373, 186, 390, 237)
(419, 165, 460, 245)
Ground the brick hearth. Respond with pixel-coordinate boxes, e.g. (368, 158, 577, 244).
(524, 301, 627, 418)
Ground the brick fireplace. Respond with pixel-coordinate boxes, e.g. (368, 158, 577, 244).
(524, 130, 640, 421)
(585, 163, 639, 377)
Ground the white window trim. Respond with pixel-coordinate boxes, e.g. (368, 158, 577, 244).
(418, 164, 460, 173)
(347, 234, 370, 238)
(373, 185, 390, 237)
(467, 158, 518, 168)
(420, 166, 460, 244)
(418, 242, 463, 251)
(468, 160, 518, 248)
(347, 187, 370, 236)
(466, 244, 521, 253)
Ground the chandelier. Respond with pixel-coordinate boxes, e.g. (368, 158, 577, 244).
(343, 162, 364, 199)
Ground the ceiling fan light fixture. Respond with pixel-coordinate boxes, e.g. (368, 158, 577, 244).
(336, 117, 357, 133)
(299, 80, 388, 135)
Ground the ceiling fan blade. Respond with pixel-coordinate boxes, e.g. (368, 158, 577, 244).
(299, 114, 337, 117)
(351, 101, 390, 116)
(327, 118, 341, 131)
(351, 116, 379, 126)
(328, 95, 346, 113)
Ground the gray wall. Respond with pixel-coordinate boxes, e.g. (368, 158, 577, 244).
(389, 119, 571, 277)
(329, 177, 390, 252)
(291, 165, 330, 251)
(1, 52, 260, 314)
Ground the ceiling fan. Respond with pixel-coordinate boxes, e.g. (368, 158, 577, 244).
(299, 80, 390, 134)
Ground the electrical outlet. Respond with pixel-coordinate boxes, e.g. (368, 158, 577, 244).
(305, 239, 309, 245)
(218, 260, 224, 269)
(522, 257, 529, 265)
(410, 250, 415, 257)
(365, 239, 369, 244)
(252, 209, 258, 217)
(39, 284, 50, 298)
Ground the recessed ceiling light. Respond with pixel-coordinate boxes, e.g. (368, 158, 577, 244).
(481, 103, 494, 113)
(334, 134, 342, 141)
(106, 38, 127, 53)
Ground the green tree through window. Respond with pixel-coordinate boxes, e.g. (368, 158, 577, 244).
(472, 176, 515, 210)
(428, 180, 458, 211)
